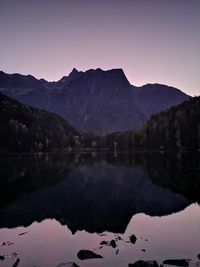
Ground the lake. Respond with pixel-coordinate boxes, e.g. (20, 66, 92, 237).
(0, 152, 199, 267)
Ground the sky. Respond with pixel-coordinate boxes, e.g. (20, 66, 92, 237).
(0, 0, 200, 96)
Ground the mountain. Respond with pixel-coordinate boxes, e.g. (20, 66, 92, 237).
(107, 96, 200, 151)
(0, 69, 190, 134)
(0, 92, 79, 152)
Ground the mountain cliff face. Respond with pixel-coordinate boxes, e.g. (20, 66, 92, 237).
(0, 69, 190, 134)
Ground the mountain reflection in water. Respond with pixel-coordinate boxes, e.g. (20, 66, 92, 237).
(0, 152, 200, 267)
(0, 152, 199, 233)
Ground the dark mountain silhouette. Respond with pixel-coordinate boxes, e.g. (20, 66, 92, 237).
(0, 92, 79, 152)
(0, 69, 190, 134)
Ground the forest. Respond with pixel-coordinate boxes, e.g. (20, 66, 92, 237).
(0, 92, 79, 152)
(0, 92, 200, 152)
(106, 96, 200, 151)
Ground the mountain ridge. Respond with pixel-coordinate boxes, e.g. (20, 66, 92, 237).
(0, 68, 190, 134)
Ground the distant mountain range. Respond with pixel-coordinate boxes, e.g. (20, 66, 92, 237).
(0, 68, 190, 134)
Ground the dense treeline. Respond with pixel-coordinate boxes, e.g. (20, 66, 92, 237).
(106, 96, 200, 151)
(1, 92, 200, 152)
(0, 92, 80, 152)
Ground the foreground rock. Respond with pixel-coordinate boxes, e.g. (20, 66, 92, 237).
(77, 249, 103, 260)
(129, 260, 159, 267)
(129, 234, 137, 244)
(163, 259, 189, 266)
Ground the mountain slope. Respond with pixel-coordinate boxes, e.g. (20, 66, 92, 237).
(133, 83, 189, 117)
(0, 69, 190, 134)
(0, 92, 79, 152)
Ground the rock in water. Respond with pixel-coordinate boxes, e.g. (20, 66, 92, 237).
(129, 234, 137, 244)
(12, 258, 20, 267)
(77, 249, 103, 260)
(100, 241, 108, 245)
(198, 254, 200, 260)
(163, 259, 189, 266)
(19, 231, 28, 236)
(0, 256, 5, 261)
(129, 260, 159, 267)
(110, 240, 117, 248)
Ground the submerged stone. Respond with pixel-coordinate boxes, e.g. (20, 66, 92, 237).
(19, 231, 28, 236)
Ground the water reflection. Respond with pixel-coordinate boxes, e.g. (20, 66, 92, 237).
(0, 152, 199, 233)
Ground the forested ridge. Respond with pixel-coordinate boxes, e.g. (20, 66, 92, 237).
(0, 92, 200, 152)
(107, 96, 200, 151)
(0, 92, 79, 152)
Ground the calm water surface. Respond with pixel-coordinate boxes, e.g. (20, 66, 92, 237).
(0, 152, 199, 267)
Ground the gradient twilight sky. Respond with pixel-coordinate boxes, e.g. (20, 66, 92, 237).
(0, 0, 200, 95)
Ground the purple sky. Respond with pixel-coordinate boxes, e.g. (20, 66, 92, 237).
(0, 0, 200, 95)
